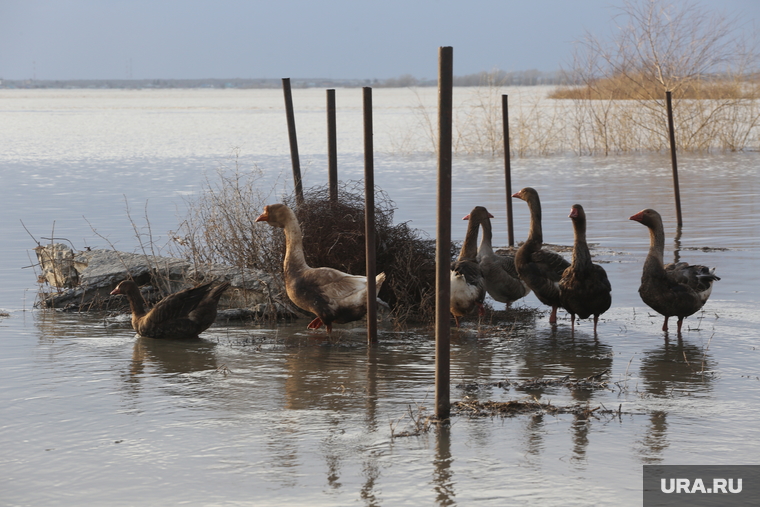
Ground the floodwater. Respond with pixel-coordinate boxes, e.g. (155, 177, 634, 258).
(1, 88, 759, 506)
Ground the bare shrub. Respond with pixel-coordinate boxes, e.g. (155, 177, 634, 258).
(556, 0, 760, 154)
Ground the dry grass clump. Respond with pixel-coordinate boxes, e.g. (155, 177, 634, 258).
(550, 74, 759, 101)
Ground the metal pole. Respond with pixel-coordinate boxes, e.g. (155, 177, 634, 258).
(435, 46, 453, 420)
(282, 78, 304, 204)
(363, 87, 378, 344)
(502, 94, 514, 246)
(327, 89, 338, 202)
(666, 91, 683, 227)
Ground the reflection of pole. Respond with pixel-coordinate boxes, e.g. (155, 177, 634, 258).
(502, 95, 514, 246)
(435, 47, 453, 420)
(666, 91, 683, 227)
(363, 87, 378, 344)
(282, 78, 304, 204)
(433, 425, 455, 503)
(327, 89, 338, 202)
(673, 225, 682, 264)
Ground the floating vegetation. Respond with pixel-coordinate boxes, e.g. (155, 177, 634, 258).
(456, 370, 612, 393)
(453, 399, 627, 419)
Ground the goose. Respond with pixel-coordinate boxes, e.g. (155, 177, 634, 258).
(110, 279, 230, 339)
(629, 208, 720, 335)
(255, 203, 385, 333)
(558, 204, 612, 334)
(450, 206, 489, 326)
(512, 187, 570, 324)
(473, 208, 530, 306)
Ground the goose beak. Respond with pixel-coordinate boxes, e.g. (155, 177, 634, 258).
(255, 209, 269, 222)
(511, 191, 521, 199)
(462, 214, 470, 220)
(629, 210, 644, 222)
(569, 208, 579, 219)
(488, 212, 494, 218)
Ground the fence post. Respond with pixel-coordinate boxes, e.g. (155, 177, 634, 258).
(327, 89, 338, 202)
(502, 94, 514, 246)
(363, 87, 378, 344)
(282, 78, 304, 204)
(666, 91, 683, 227)
(435, 46, 453, 420)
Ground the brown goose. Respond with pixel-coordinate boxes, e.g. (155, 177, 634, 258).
(558, 204, 612, 334)
(255, 203, 385, 333)
(450, 206, 489, 326)
(110, 280, 230, 339)
(473, 208, 531, 306)
(629, 208, 720, 335)
(512, 187, 570, 324)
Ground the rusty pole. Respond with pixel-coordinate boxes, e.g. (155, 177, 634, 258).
(666, 91, 683, 227)
(502, 94, 514, 246)
(282, 78, 304, 204)
(363, 87, 378, 344)
(327, 89, 338, 202)
(435, 46, 453, 420)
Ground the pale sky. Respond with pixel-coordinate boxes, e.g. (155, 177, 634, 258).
(1, 0, 758, 81)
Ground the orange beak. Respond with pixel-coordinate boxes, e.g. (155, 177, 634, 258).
(255, 208, 269, 222)
(629, 210, 645, 222)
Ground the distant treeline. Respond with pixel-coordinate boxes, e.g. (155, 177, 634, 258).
(0, 70, 565, 90)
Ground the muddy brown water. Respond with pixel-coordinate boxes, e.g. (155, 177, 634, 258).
(1, 88, 759, 506)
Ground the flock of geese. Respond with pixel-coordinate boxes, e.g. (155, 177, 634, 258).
(109, 187, 720, 339)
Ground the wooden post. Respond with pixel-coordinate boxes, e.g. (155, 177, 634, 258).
(502, 94, 514, 246)
(435, 46, 453, 420)
(327, 89, 338, 202)
(363, 87, 378, 344)
(282, 78, 304, 204)
(666, 91, 683, 227)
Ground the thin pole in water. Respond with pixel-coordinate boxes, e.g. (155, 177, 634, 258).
(436, 46, 453, 420)
(666, 91, 683, 227)
(282, 78, 304, 204)
(363, 87, 378, 344)
(502, 94, 514, 247)
(327, 89, 338, 203)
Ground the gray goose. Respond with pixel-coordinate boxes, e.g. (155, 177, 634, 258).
(629, 208, 719, 335)
(512, 187, 570, 324)
(558, 204, 612, 334)
(473, 208, 530, 306)
(110, 280, 230, 339)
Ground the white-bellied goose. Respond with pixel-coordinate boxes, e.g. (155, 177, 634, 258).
(256, 203, 385, 333)
(450, 206, 489, 326)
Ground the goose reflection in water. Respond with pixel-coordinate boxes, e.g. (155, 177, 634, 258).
(634, 338, 715, 463)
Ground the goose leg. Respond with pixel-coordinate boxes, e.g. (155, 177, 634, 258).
(676, 317, 684, 336)
(549, 306, 558, 324)
(593, 314, 599, 334)
(661, 316, 669, 332)
(570, 313, 575, 335)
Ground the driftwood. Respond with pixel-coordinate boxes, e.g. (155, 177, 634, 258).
(34, 243, 298, 321)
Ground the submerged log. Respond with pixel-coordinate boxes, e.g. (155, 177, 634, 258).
(33, 244, 298, 320)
